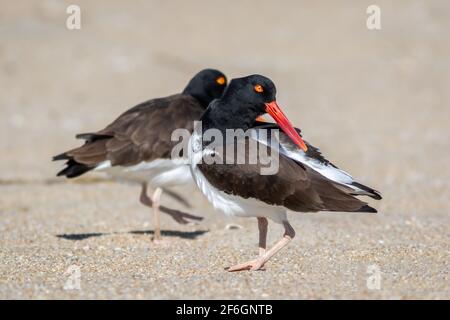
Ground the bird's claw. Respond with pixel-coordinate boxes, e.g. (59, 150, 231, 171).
(226, 259, 266, 272)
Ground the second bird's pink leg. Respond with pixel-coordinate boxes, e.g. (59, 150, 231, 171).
(139, 183, 162, 241)
(151, 187, 163, 241)
(139, 183, 203, 228)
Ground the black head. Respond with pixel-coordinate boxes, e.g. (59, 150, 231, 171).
(202, 74, 308, 151)
(183, 69, 227, 108)
(203, 75, 277, 130)
(221, 74, 277, 114)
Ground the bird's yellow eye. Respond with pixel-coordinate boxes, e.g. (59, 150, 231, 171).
(254, 84, 264, 93)
(216, 76, 226, 85)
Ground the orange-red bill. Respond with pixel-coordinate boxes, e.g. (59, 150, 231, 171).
(265, 101, 308, 152)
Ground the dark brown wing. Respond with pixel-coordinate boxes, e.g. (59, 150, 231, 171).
(251, 122, 382, 200)
(54, 94, 203, 178)
(198, 137, 375, 213)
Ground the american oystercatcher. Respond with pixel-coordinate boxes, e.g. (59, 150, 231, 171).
(54, 69, 227, 240)
(188, 74, 381, 271)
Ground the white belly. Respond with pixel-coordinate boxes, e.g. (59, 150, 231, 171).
(188, 132, 287, 223)
(94, 158, 193, 188)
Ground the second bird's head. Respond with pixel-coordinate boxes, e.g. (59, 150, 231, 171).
(183, 69, 227, 108)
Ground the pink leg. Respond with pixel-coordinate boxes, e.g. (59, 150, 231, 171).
(258, 217, 268, 257)
(139, 183, 162, 241)
(151, 187, 163, 241)
(139, 183, 203, 225)
(227, 220, 295, 272)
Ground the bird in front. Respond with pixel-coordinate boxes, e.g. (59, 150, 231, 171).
(188, 74, 381, 271)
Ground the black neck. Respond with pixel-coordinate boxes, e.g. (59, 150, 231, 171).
(183, 84, 210, 109)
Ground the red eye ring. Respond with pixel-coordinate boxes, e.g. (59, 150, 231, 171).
(254, 84, 264, 93)
(216, 76, 226, 85)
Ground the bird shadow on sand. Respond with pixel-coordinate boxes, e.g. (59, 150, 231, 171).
(129, 229, 207, 239)
(56, 233, 105, 241)
(56, 229, 208, 241)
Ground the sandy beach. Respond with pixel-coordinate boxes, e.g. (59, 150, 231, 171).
(0, 0, 449, 299)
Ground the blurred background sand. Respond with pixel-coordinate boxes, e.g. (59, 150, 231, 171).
(0, 0, 449, 299)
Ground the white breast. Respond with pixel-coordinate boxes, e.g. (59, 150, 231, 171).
(188, 131, 287, 223)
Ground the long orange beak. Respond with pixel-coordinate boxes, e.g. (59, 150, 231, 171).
(265, 101, 308, 152)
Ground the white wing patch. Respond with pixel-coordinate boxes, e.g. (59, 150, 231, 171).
(250, 128, 371, 195)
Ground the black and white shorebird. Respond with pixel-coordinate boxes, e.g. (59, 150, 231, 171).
(188, 74, 381, 271)
(54, 69, 227, 241)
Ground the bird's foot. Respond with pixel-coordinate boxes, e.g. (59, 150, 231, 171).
(226, 258, 266, 272)
(151, 236, 168, 245)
